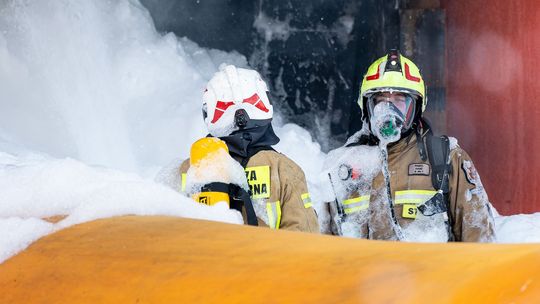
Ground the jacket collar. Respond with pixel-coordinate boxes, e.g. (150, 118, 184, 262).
(216, 123, 280, 160)
(387, 132, 415, 155)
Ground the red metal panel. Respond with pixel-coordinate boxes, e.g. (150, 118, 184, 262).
(443, 0, 540, 214)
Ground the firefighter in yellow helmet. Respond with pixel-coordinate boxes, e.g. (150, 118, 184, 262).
(179, 65, 319, 233)
(321, 50, 496, 242)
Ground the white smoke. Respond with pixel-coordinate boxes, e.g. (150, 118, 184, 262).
(0, 0, 247, 173)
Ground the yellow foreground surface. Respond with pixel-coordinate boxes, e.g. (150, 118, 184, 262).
(1, 216, 539, 303)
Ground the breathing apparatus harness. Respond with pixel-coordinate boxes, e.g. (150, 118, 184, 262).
(415, 119, 455, 241)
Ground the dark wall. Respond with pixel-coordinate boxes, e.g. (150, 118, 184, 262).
(140, 0, 257, 56)
(140, 0, 403, 150)
(250, 1, 401, 149)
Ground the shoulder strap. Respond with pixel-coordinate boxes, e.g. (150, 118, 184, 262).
(228, 184, 259, 226)
(423, 134, 456, 242)
(415, 118, 432, 161)
(426, 135, 452, 193)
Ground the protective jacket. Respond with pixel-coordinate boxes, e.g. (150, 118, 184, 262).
(323, 131, 496, 242)
(180, 149, 320, 233)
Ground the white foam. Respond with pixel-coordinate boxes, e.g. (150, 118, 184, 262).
(0, 0, 247, 173)
(495, 213, 540, 243)
(0, 217, 54, 263)
(185, 148, 249, 195)
(0, 151, 243, 263)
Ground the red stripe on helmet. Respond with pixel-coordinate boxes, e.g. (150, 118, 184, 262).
(211, 101, 235, 123)
(366, 63, 381, 81)
(243, 93, 269, 113)
(405, 63, 421, 82)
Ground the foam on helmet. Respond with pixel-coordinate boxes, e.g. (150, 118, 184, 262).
(203, 65, 274, 137)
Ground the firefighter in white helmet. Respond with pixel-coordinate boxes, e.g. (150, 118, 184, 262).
(180, 65, 319, 233)
(321, 50, 496, 242)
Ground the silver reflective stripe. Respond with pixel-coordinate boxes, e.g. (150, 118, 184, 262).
(266, 201, 281, 229)
(395, 190, 436, 205)
(342, 195, 370, 214)
(301, 193, 313, 208)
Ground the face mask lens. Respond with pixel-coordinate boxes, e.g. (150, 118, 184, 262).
(368, 92, 416, 129)
(372, 94, 409, 114)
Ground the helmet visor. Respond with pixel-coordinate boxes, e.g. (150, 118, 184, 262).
(367, 92, 416, 130)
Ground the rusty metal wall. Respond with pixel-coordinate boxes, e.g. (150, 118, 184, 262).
(443, 0, 540, 214)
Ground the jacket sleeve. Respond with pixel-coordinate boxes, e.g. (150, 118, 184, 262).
(448, 148, 496, 242)
(278, 158, 321, 233)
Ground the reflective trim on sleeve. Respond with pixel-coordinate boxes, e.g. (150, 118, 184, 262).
(342, 195, 370, 214)
(266, 201, 282, 230)
(301, 193, 313, 209)
(181, 173, 187, 192)
(395, 190, 436, 205)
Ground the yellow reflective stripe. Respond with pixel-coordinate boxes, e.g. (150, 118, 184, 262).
(396, 190, 436, 197)
(301, 193, 313, 209)
(266, 201, 282, 230)
(396, 190, 436, 196)
(342, 195, 370, 205)
(395, 190, 436, 205)
(181, 173, 187, 192)
(342, 195, 370, 214)
(276, 202, 281, 229)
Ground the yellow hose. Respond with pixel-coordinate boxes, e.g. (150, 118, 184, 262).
(1, 216, 539, 303)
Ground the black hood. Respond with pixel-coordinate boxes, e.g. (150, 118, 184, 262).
(214, 120, 280, 161)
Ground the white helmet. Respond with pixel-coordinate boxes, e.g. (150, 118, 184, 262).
(202, 65, 273, 137)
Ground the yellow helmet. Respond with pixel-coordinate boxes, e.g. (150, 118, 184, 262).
(359, 50, 426, 115)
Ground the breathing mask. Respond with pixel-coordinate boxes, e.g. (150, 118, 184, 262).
(367, 91, 416, 143)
